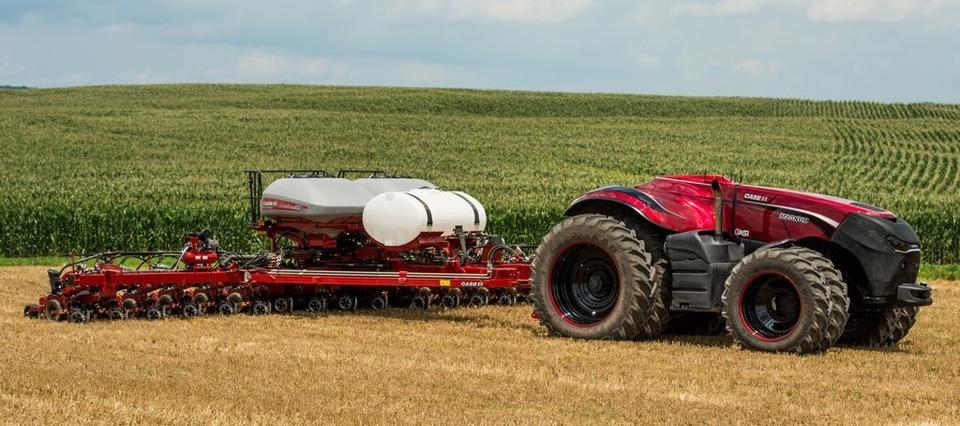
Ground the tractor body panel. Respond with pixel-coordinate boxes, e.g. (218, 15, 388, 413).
(665, 231, 744, 311)
(831, 213, 922, 301)
(570, 174, 896, 237)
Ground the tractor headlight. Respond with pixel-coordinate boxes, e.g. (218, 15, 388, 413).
(886, 235, 918, 253)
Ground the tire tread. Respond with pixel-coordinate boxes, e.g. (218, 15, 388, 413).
(531, 214, 656, 340)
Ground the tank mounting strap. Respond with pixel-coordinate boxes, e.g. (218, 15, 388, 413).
(452, 192, 480, 226)
(405, 192, 433, 226)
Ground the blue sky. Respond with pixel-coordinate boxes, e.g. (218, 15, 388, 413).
(1, 0, 958, 102)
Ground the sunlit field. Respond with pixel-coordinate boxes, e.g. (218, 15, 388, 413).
(2, 266, 957, 424)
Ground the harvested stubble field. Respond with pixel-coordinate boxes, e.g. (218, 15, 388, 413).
(1, 266, 958, 424)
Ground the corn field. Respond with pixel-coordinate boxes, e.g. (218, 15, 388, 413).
(0, 85, 957, 262)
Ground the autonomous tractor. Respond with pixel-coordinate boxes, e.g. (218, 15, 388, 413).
(531, 174, 932, 353)
(24, 171, 932, 354)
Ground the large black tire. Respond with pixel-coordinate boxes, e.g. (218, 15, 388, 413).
(614, 215, 672, 340)
(808, 254, 850, 352)
(722, 247, 848, 353)
(531, 214, 656, 340)
(635, 263, 671, 339)
(840, 305, 920, 347)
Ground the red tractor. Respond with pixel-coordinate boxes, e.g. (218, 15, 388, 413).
(531, 174, 932, 353)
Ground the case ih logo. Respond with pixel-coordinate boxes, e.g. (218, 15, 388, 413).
(744, 193, 770, 203)
(778, 212, 810, 224)
(262, 198, 308, 212)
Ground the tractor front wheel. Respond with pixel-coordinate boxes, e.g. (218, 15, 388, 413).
(531, 214, 656, 340)
(722, 247, 848, 353)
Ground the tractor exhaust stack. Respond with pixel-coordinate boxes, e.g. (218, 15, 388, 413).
(711, 178, 722, 237)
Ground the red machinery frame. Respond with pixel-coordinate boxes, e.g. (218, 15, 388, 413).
(26, 170, 533, 321)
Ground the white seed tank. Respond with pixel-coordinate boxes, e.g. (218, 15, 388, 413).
(362, 189, 487, 247)
(260, 177, 437, 223)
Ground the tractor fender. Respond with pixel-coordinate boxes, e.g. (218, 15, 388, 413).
(754, 239, 791, 252)
(565, 186, 711, 233)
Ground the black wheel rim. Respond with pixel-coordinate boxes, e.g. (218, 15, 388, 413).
(741, 272, 802, 340)
(550, 243, 619, 326)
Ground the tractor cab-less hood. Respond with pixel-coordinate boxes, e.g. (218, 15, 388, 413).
(637, 174, 897, 233)
(744, 185, 896, 218)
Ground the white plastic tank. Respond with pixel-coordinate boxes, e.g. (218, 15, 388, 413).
(354, 177, 436, 194)
(260, 177, 437, 224)
(260, 178, 371, 223)
(362, 189, 487, 247)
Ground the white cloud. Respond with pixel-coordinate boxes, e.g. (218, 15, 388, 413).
(103, 22, 140, 34)
(396, 62, 457, 85)
(60, 73, 88, 85)
(730, 58, 781, 80)
(404, 0, 594, 22)
(133, 71, 152, 84)
(805, 0, 960, 23)
(318, 57, 469, 88)
(1, 0, 958, 101)
(806, 0, 920, 22)
(680, 55, 782, 83)
(670, 0, 960, 25)
(236, 50, 328, 80)
(672, 0, 770, 17)
(0, 57, 26, 77)
(679, 54, 705, 81)
(635, 53, 662, 70)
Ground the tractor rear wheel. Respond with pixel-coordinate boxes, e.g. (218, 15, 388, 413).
(531, 214, 656, 340)
(840, 305, 920, 347)
(722, 247, 848, 353)
(615, 215, 671, 340)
